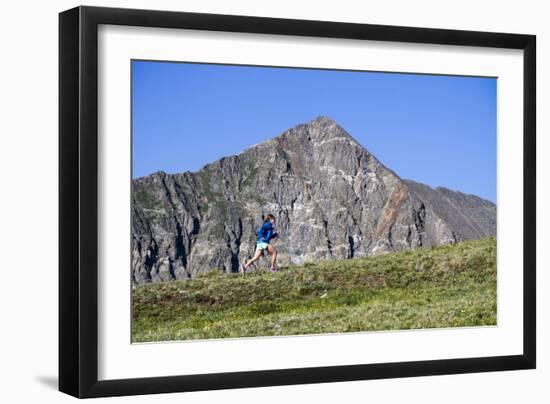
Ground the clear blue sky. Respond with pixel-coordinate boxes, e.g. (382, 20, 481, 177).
(132, 60, 496, 203)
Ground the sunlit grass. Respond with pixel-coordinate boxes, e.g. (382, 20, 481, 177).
(132, 237, 496, 342)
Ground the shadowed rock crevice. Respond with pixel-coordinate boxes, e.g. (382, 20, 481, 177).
(174, 221, 187, 268)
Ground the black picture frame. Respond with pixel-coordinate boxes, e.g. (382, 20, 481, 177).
(59, 5, 536, 399)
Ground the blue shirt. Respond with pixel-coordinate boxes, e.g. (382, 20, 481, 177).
(257, 222, 275, 244)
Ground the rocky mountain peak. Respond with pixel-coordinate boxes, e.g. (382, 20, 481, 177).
(281, 115, 360, 147)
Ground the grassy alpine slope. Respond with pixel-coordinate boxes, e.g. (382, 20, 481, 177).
(132, 237, 496, 342)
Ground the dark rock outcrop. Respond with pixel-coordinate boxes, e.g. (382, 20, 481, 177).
(131, 116, 496, 283)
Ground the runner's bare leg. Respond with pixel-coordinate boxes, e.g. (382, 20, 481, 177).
(267, 245, 278, 268)
(245, 249, 263, 268)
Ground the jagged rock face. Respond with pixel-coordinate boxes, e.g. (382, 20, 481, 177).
(404, 180, 496, 241)
(131, 116, 496, 284)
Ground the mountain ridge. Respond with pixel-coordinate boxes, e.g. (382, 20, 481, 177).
(131, 116, 496, 284)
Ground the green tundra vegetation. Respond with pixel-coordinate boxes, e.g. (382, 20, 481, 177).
(132, 237, 497, 342)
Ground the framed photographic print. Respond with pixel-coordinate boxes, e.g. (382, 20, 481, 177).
(59, 5, 536, 398)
